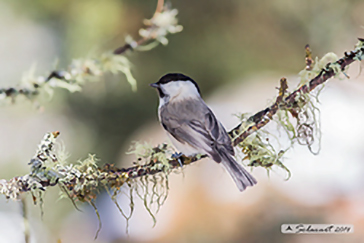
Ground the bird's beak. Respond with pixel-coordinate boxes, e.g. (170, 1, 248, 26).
(149, 83, 159, 88)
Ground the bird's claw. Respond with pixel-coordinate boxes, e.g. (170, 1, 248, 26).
(172, 152, 184, 167)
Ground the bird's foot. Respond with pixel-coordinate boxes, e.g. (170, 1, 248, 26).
(172, 152, 184, 167)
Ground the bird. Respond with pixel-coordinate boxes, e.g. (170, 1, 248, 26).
(150, 73, 257, 191)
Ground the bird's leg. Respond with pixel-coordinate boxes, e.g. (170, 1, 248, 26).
(172, 152, 184, 167)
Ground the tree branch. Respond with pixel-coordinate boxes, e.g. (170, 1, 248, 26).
(231, 39, 364, 146)
(0, 1, 182, 103)
(1, 39, 363, 203)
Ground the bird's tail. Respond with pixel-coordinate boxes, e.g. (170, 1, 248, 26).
(220, 153, 257, 192)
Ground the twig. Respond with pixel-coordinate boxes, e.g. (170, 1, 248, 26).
(230, 39, 364, 146)
(305, 44, 314, 70)
(0, 0, 182, 102)
(21, 197, 30, 243)
(154, 0, 165, 17)
(89, 200, 102, 239)
(114, 0, 181, 55)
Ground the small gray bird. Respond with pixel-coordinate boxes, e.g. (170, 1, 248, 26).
(150, 73, 257, 191)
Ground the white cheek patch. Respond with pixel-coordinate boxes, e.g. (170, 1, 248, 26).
(162, 80, 200, 101)
(163, 81, 181, 95)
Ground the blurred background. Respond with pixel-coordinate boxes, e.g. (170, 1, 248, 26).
(0, 0, 364, 242)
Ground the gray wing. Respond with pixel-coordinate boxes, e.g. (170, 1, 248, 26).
(160, 100, 234, 162)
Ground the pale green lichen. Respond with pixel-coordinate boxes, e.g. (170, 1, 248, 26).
(0, 133, 174, 237)
(233, 59, 326, 179)
(234, 92, 322, 180)
(128, 141, 174, 172)
(0, 3, 184, 105)
(354, 39, 364, 61)
(133, 173, 169, 228)
(295, 92, 322, 155)
(299, 52, 340, 85)
(0, 53, 138, 107)
(233, 117, 291, 179)
(139, 7, 183, 46)
(126, 141, 173, 227)
(100, 52, 137, 91)
(127, 142, 155, 160)
(1, 36, 362, 239)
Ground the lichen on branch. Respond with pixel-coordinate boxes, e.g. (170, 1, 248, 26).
(0, 38, 363, 235)
(0, 0, 182, 105)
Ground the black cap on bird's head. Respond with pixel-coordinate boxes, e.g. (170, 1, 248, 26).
(150, 73, 201, 95)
